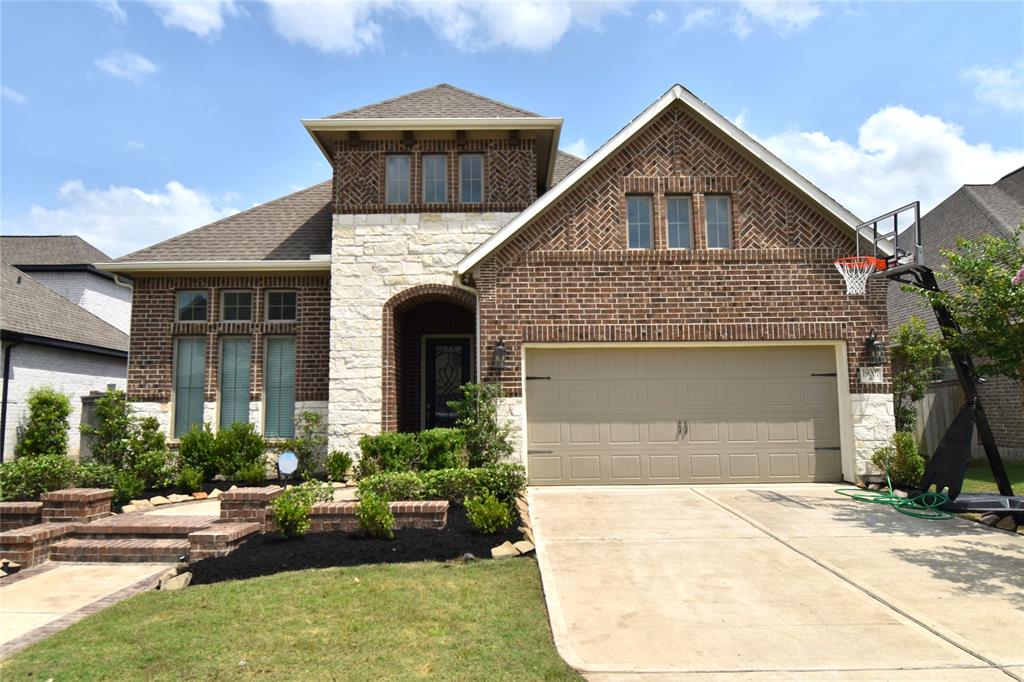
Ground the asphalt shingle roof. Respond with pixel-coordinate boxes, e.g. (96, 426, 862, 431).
(551, 150, 584, 185)
(117, 181, 333, 262)
(326, 83, 541, 120)
(0, 263, 129, 352)
(0, 236, 110, 266)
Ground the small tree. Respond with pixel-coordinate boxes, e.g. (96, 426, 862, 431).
(448, 383, 515, 467)
(15, 387, 72, 458)
(913, 227, 1024, 412)
(891, 318, 944, 432)
(81, 388, 168, 469)
(282, 411, 328, 480)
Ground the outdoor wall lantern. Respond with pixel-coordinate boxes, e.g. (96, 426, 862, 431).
(491, 339, 508, 371)
(865, 329, 886, 366)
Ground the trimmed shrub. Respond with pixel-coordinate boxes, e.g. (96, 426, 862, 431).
(416, 428, 467, 470)
(113, 471, 145, 505)
(871, 431, 925, 488)
(15, 387, 72, 459)
(281, 412, 328, 481)
(77, 461, 119, 488)
(0, 454, 78, 500)
(465, 490, 514, 534)
(134, 449, 175, 489)
(176, 465, 204, 492)
(356, 493, 394, 539)
(474, 463, 527, 505)
(179, 424, 218, 479)
(216, 422, 267, 479)
(448, 383, 515, 467)
(81, 388, 167, 470)
(234, 458, 267, 486)
(358, 471, 422, 501)
(357, 463, 526, 507)
(269, 481, 333, 538)
(419, 468, 478, 504)
(357, 432, 419, 478)
(325, 450, 353, 482)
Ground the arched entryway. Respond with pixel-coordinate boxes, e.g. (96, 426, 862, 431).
(382, 284, 475, 433)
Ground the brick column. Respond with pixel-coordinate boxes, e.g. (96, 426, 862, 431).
(220, 486, 283, 531)
(41, 488, 113, 524)
(0, 501, 43, 531)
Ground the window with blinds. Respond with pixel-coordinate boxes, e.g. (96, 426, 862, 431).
(264, 337, 296, 438)
(174, 337, 206, 437)
(219, 337, 251, 429)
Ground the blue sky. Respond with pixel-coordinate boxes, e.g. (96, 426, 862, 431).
(2, 0, 1022, 257)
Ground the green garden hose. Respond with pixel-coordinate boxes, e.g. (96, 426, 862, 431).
(836, 470, 953, 520)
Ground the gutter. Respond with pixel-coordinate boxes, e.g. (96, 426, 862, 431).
(95, 259, 331, 275)
(0, 330, 128, 359)
(0, 340, 19, 462)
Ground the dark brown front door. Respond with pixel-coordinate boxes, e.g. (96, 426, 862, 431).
(424, 337, 471, 428)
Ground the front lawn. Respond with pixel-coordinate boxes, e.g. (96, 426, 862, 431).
(1, 559, 579, 681)
(960, 460, 1024, 494)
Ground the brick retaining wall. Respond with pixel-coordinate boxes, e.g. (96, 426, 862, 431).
(41, 488, 113, 524)
(0, 523, 74, 567)
(0, 502, 43, 532)
(310, 501, 448, 532)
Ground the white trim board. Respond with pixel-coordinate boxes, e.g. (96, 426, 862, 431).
(458, 83, 880, 276)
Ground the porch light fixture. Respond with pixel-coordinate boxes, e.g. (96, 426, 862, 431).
(491, 339, 508, 371)
(865, 329, 886, 366)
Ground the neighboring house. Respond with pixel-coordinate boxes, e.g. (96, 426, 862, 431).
(1, 236, 131, 460)
(888, 167, 1024, 460)
(101, 83, 893, 485)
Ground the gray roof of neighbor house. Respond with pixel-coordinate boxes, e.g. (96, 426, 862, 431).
(116, 181, 333, 263)
(888, 165, 1024, 334)
(1, 235, 110, 266)
(327, 83, 541, 119)
(551, 150, 584, 185)
(0, 262, 129, 353)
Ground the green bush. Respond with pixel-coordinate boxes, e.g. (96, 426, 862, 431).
(448, 383, 515, 467)
(77, 461, 119, 488)
(871, 432, 925, 488)
(465, 490, 514, 535)
(234, 458, 267, 486)
(357, 431, 420, 478)
(269, 481, 333, 538)
(81, 388, 167, 469)
(113, 471, 145, 505)
(474, 463, 527, 505)
(356, 493, 394, 539)
(15, 387, 72, 459)
(358, 471, 422, 501)
(0, 454, 78, 500)
(133, 449, 175, 489)
(281, 412, 328, 481)
(216, 422, 267, 479)
(416, 428, 467, 470)
(325, 450, 353, 482)
(358, 464, 526, 507)
(179, 424, 218, 479)
(419, 468, 478, 504)
(176, 465, 204, 492)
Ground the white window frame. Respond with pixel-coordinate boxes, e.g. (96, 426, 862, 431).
(705, 194, 733, 249)
(666, 195, 694, 249)
(385, 154, 411, 204)
(176, 290, 209, 322)
(220, 289, 253, 322)
(422, 154, 447, 204)
(265, 289, 298, 322)
(459, 154, 483, 204)
(626, 195, 653, 249)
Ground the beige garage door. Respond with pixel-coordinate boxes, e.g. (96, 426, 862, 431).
(526, 346, 842, 485)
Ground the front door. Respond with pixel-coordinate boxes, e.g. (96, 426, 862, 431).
(424, 337, 472, 428)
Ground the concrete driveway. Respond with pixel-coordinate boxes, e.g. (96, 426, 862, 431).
(528, 484, 1024, 681)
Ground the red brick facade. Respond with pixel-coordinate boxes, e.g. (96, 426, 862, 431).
(127, 274, 330, 403)
(474, 101, 890, 395)
(333, 138, 537, 214)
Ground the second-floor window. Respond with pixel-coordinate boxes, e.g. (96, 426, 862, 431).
(705, 195, 732, 248)
(176, 290, 208, 322)
(266, 290, 297, 322)
(386, 155, 410, 204)
(221, 291, 252, 322)
(460, 154, 483, 204)
(666, 196, 693, 249)
(626, 195, 652, 249)
(422, 154, 447, 203)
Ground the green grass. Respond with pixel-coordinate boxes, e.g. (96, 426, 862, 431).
(2, 559, 580, 681)
(960, 460, 1024, 494)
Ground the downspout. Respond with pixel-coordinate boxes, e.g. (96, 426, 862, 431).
(454, 273, 480, 383)
(1, 341, 20, 462)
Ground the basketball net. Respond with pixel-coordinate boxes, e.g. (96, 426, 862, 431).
(834, 256, 885, 295)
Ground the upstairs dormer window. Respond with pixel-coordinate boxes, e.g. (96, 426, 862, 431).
(460, 154, 483, 204)
(386, 154, 410, 204)
(422, 154, 447, 204)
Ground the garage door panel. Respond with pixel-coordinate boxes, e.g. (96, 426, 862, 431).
(526, 346, 843, 485)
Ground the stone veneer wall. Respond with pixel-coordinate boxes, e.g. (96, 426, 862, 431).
(328, 212, 517, 454)
(851, 393, 896, 478)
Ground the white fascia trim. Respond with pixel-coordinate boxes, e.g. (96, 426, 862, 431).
(96, 260, 331, 274)
(458, 84, 877, 276)
(302, 116, 562, 132)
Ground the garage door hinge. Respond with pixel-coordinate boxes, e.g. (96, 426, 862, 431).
(526, 375, 551, 380)
(811, 372, 838, 377)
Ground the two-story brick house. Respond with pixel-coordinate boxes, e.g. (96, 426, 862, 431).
(102, 83, 894, 485)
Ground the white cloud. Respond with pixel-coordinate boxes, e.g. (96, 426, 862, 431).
(126, 140, 147, 151)
(962, 61, 1024, 112)
(97, 0, 126, 24)
(263, 1, 629, 54)
(755, 106, 1024, 220)
(94, 50, 159, 83)
(11, 180, 239, 257)
(647, 8, 666, 24)
(733, 0, 822, 38)
(681, 6, 714, 31)
(1, 86, 27, 105)
(145, 0, 237, 37)
(562, 138, 590, 158)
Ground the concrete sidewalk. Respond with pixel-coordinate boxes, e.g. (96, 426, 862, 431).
(528, 484, 1023, 681)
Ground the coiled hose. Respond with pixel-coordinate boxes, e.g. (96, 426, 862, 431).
(836, 469, 953, 520)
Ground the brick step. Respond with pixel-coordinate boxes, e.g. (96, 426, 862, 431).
(73, 515, 218, 540)
(51, 538, 189, 563)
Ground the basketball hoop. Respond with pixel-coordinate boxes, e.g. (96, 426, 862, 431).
(834, 256, 886, 295)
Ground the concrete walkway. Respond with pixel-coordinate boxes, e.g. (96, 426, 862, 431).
(528, 484, 1024, 681)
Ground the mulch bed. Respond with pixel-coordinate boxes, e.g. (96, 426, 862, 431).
(189, 507, 523, 585)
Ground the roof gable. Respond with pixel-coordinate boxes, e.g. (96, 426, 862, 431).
(457, 84, 862, 275)
(326, 83, 541, 120)
(1, 235, 109, 266)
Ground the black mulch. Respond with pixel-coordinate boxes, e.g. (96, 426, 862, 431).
(189, 507, 524, 585)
